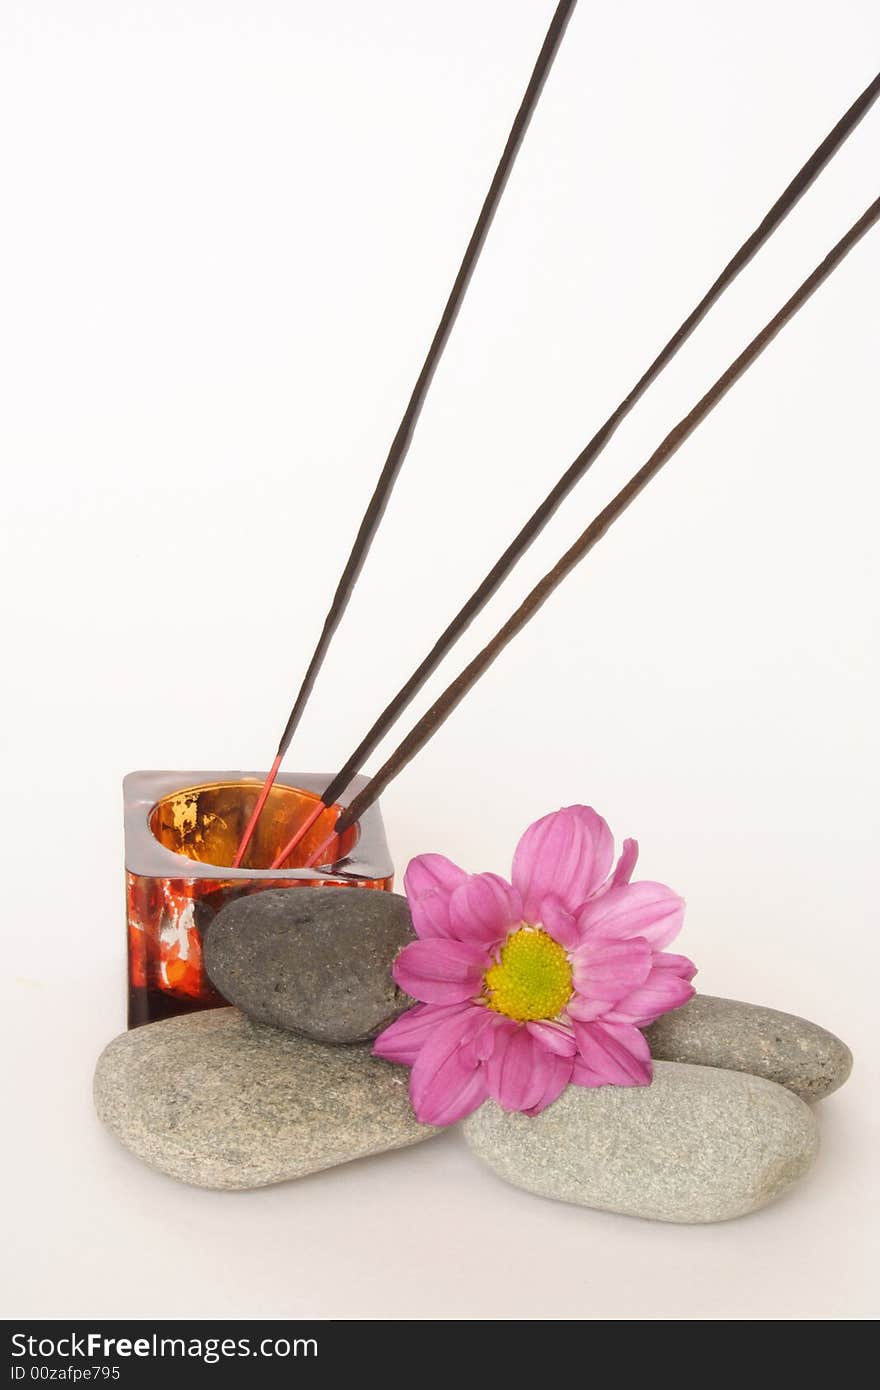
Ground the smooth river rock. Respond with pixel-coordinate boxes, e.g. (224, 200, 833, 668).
(644, 994, 852, 1102)
(205, 887, 416, 1044)
(94, 1008, 437, 1189)
(464, 1061, 818, 1223)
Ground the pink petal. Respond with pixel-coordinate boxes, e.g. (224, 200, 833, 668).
(408, 1010, 490, 1126)
(408, 889, 458, 940)
(404, 852, 468, 901)
(652, 950, 698, 982)
(565, 994, 611, 1022)
(572, 1019, 653, 1086)
(577, 881, 685, 949)
(512, 806, 615, 919)
(536, 894, 580, 948)
(523, 1052, 574, 1115)
(570, 935, 652, 1001)
(392, 938, 488, 1004)
(372, 1002, 470, 1065)
(412, 1063, 488, 1126)
(448, 873, 521, 947)
(525, 1019, 578, 1056)
(611, 837, 639, 887)
(604, 968, 696, 1027)
(404, 854, 468, 939)
(568, 1061, 613, 1088)
(486, 1023, 550, 1112)
(459, 1009, 507, 1067)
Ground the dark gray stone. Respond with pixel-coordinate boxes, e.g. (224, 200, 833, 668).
(464, 1061, 819, 1223)
(204, 887, 416, 1044)
(644, 994, 852, 1102)
(94, 1008, 437, 1189)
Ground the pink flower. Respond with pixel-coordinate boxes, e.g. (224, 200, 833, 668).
(373, 806, 696, 1126)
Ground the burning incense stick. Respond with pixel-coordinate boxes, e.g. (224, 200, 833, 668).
(268, 69, 880, 869)
(303, 195, 879, 863)
(233, 0, 577, 868)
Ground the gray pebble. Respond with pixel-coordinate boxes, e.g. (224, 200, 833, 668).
(464, 1060, 819, 1223)
(94, 1008, 437, 1189)
(205, 887, 416, 1044)
(644, 994, 852, 1102)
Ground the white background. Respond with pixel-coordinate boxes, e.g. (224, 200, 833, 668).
(2, 0, 878, 1321)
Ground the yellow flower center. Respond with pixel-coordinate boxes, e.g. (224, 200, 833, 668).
(484, 927, 573, 1022)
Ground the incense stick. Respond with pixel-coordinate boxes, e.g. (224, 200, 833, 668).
(232, 0, 577, 868)
(268, 68, 880, 868)
(308, 195, 879, 858)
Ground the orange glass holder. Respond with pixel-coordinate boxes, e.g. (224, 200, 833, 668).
(124, 770, 393, 1029)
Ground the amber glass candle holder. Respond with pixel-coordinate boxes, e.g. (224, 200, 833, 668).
(124, 771, 393, 1029)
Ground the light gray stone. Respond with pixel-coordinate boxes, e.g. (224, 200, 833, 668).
(644, 994, 852, 1102)
(464, 1061, 818, 1223)
(204, 887, 415, 1044)
(94, 1008, 437, 1189)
